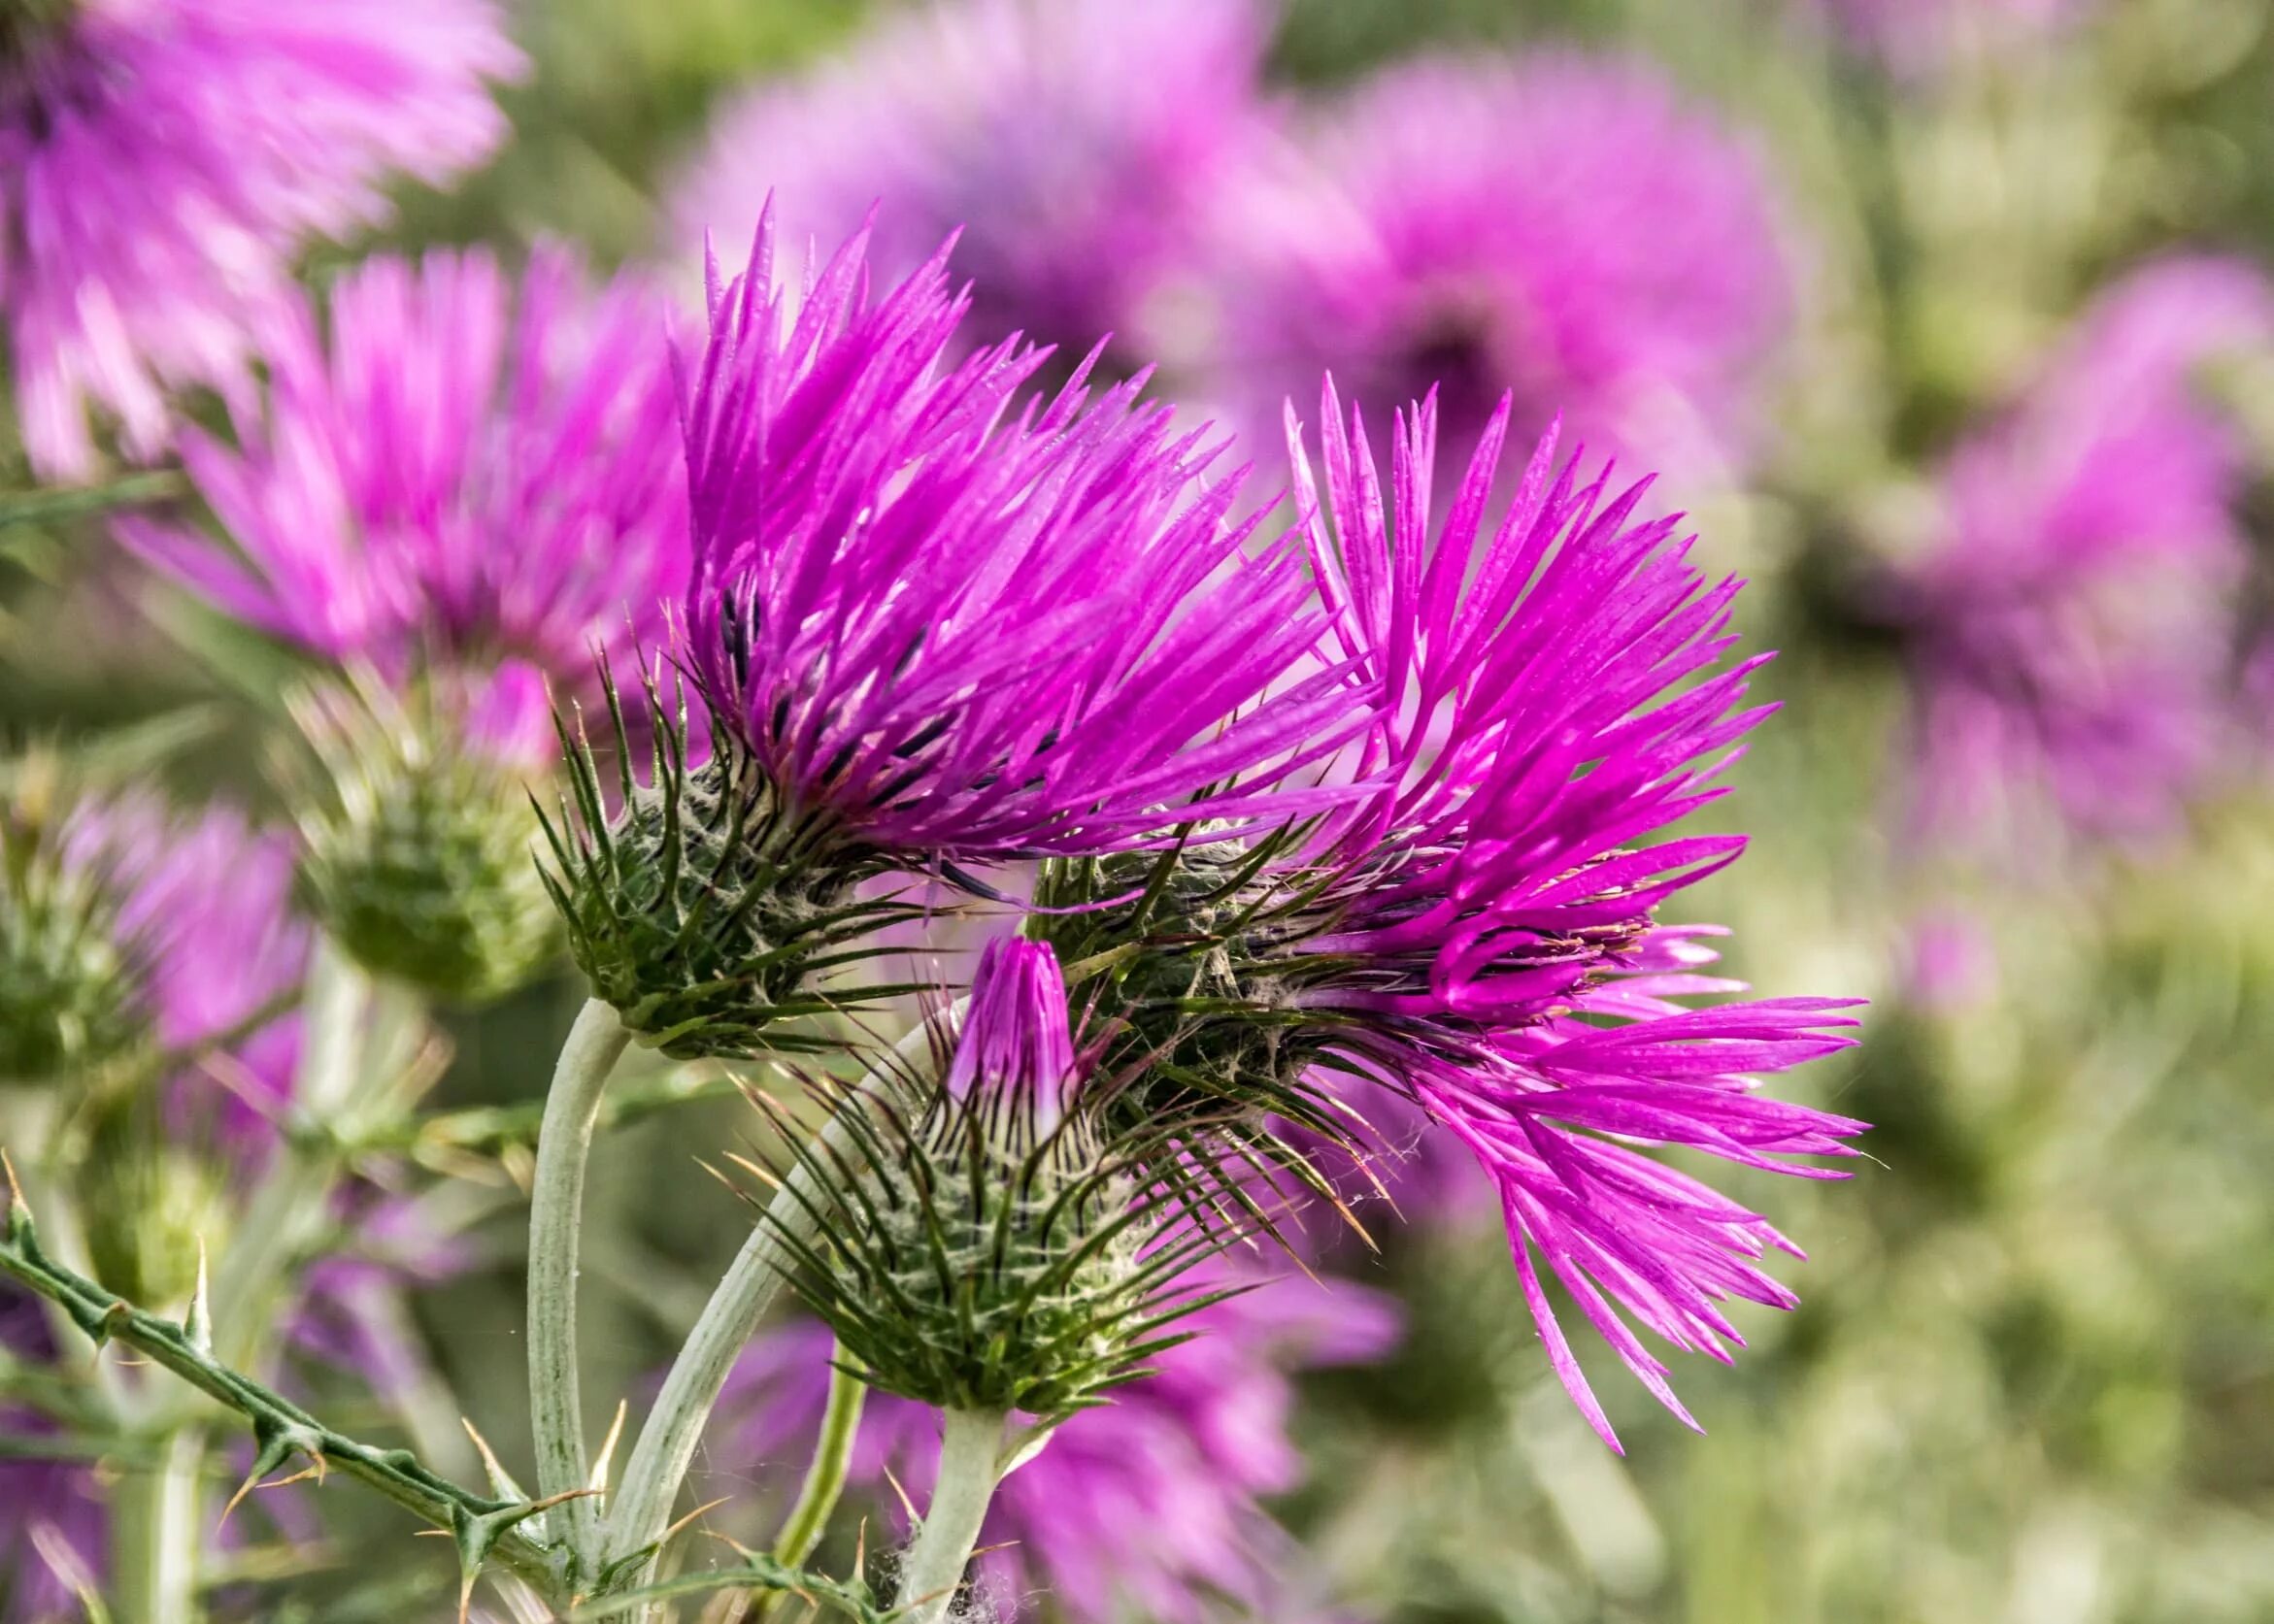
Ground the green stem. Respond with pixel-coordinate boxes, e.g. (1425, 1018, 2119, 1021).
(208, 937, 371, 1371)
(896, 1409, 1007, 1624)
(601, 1027, 933, 1576)
(0, 1180, 563, 1598)
(526, 997, 632, 1570)
(773, 1346, 867, 1570)
(111, 1426, 207, 1624)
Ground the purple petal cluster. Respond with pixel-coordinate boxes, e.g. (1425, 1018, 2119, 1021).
(123, 247, 688, 764)
(719, 1269, 1398, 1623)
(682, 215, 1361, 860)
(1279, 384, 1864, 1446)
(1207, 54, 1792, 489)
(944, 938, 1082, 1139)
(0, 0, 520, 478)
(1889, 256, 2271, 851)
(670, 0, 1264, 359)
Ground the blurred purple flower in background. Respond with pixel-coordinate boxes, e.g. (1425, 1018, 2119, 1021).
(1207, 54, 1793, 489)
(0, 0, 520, 479)
(121, 247, 687, 765)
(1278, 386, 1864, 1447)
(1814, 0, 2091, 71)
(1889, 255, 2272, 853)
(78, 800, 310, 1147)
(720, 1270, 1399, 1623)
(0, 1295, 107, 1621)
(680, 215, 1363, 861)
(670, 0, 1265, 363)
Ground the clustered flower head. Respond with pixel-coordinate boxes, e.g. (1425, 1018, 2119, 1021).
(758, 935, 1241, 1423)
(1038, 382, 1865, 1447)
(1204, 53, 1793, 490)
(551, 212, 1362, 1055)
(0, 0, 521, 478)
(1888, 255, 2273, 854)
(671, 0, 1265, 361)
(123, 245, 689, 1000)
(122, 244, 689, 766)
(721, 1269, 1399, 1624)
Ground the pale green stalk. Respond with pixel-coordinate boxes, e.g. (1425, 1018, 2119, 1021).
(896, 1409, 1009, 1624)
(772, 1347, 867, 1569)
(525, 996, 633, 1567)
(111, 1427, 206, 1624)
(602, 1014, 949, 1578)
(208, 936, 373, 1370)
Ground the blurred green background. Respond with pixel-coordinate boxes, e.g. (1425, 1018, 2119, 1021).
(10, 2, 2274, 1621)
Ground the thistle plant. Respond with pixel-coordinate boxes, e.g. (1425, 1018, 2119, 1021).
(1, 187, 1868, 1624)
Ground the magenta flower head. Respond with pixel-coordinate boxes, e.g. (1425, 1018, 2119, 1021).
(1040, 382, 1866, 1449)
(719, 1269, 1398, 1623)
(548, 210, 1363, 1056)
(942, 936, 1081, 1144)
(670, 0, 1264, 360)
(682, 210, 1356, 862)
(0, 0, 520, 478)
(123, 245, 689, 765)
(123, 245, 689, 1000)
(1205, 53, 1792, 489)
(1889, 256, 2271, 853)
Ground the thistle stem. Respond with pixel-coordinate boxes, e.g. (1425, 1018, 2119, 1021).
(526, 996, 633, 1568)
(209, 935, 371, 1370)
(0, 1179, 562, 1596)
(896, 1409, 1008, 1624)
(600, 1134, 827, 1572)
(112, 1426, 207, 1624)
(772, 1345, 867, 1570)
(601, 1059, 905, 1575)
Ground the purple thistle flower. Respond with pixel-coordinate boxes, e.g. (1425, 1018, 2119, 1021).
(88, 801, 309, 1143)
(719, 1268, 1398, 1623)
(0, 0, 520, 479)
(679, 214, 1364, 862)
(943, 937, 1082, 1141)
(669, 0, 1264, 362)
(122, 246, 688, 765)
(1204, 53, 1792, 489)
(1270, 383, 1865, 1448)
(1889, 256, 2271, 852)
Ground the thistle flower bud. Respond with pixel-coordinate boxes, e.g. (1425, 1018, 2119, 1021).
(758, 938, 1227, 1421)
(0, 800, 149, 1086)
(539, 670, 922, 1059)
(289, 677, 559, 1005)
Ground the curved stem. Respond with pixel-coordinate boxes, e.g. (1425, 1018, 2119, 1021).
(602, 1021, 939, 1574)
(897, 1409, 1007, 1624)
(600, 1143, 820, 1571)
(112, 1426, 206, 1624)
(526, 997, 632, 1568)
(773, 1345, 867, 1570)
